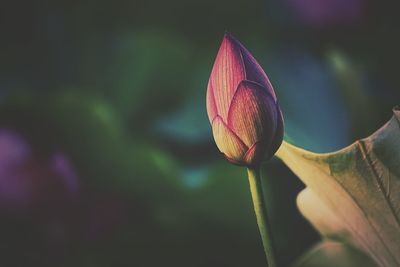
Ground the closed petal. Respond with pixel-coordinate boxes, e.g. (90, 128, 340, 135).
(268, 105, 284, 158)
(226, 33, 277, 101)
(223, 154, 246, 166)
(209, 33, 246, 120)
(212, 116, 248, 161)
(243, 142, 266, 166)
(240, 45, 277, 101)
(227, 80, 277, 147)
(206, 81, 218, 123)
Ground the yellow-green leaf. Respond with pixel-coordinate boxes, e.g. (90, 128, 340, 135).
(276, 107, 400, 267)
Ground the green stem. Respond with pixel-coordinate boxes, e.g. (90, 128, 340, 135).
(247, 166, 278, 267)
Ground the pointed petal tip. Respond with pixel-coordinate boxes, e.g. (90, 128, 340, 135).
(210, 33, 246, 119)
(222, 31, 241, 47)
(223, 31, 232, 39)
(224, 35, 278, 102)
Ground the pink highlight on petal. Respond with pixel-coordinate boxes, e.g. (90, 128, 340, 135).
(212, 116, 248, 161)
(209, 33, 246, 120)
(206, 82, 218, 123)
(227, 80, 277, 148)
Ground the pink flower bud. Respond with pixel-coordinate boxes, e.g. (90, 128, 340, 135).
(206, 33, 284, 167)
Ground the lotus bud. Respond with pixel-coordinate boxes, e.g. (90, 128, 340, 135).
(206, 33, 284, 167)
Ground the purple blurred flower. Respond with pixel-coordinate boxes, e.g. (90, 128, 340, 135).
(206, 33, 284, 167)
(286, 0, 363, 27)
(0, 129, 79, 214)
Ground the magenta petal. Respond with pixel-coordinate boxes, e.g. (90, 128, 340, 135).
(227, 80, 278, 147)
(209, 33, 246, 120)
(240, 47, 277, 102)
(212, 116, 248, 161)
(267, 104, 284, 158)
(206, 82, 218, 123)
(268, 105, 284, 158)
(226, 33, 277, 101)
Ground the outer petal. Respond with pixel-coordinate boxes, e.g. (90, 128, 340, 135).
(209, 33, 246, 120)
(267, 105, 284, 158)
(227, 80, 277, 147)
(226, 33, 277, 101)
(206, 81, 218, 123)
(243, 141, 266, 166)
(223, 155, 246, 166)
(212, 116, 248, 161)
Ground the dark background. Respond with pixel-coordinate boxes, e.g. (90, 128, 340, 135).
(0, 0, 399, 266)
